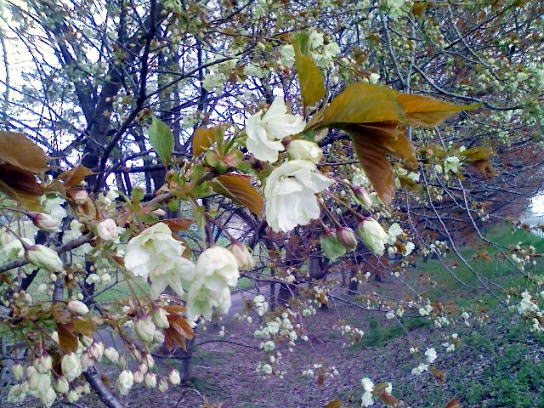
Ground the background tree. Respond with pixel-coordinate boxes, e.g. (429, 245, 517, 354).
(1, 0, 543, 407)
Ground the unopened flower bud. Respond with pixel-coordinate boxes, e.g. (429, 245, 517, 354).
(12, 363, 24, 380)
(159, 379, 169, 392)
(138, 363, 148, 375)
(67, 300, 89, 316)
(152, 308, 170, 329)
(286, 140, 323, 164)
(74, 190, 89, 205)
(96, 219, 119, 241)
(81, 335, 93, 347)
(144, 372, 157, 388)
(7, 382, 28, 403)
(337, 227, 357, 249)
(104, 347, 119, 363)
(369, 73, 380, 84)
(135, 317, 156, 343)
(26, 245, 64, 272)
(351, 185, 373, 208)
(28, 213, 60, 232)
(153, 208, 166, 217)
(55, 377, 69, 394)
(116, 370, 134, 395)
(230, 242, 255, 269)
(61, 353, 82, 382)
(35, 355, 53, 374)
(154, 330, 165, 344)
(90, 342, 104, 361)
(66, 390, 79, 403)
(133, 370, 144, 383)
(169, 369, 181, 385)
(40, 386, 56, 407)
(145, 353, 155, 369)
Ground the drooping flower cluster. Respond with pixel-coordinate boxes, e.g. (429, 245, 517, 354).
(244, 95, 334, 232)
(186, 246, 240, 321)
(124, 222, 195, 299)
(124, 223, 241, 321)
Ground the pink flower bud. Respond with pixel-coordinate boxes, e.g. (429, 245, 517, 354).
(74, 190, 89, 205)
(28, 213, 60, 232)
(337, 227, 358, 249)
(351, 186, 373, 208)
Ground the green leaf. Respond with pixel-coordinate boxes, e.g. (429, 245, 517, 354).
(148, 116, 174, 165)
(320, 233, 347, 261)
(293, 32, 326, 107)
(131, 187, 145, 203)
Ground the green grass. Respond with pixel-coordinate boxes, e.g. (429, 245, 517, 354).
(387, 223, 544, 407)
(461, 323, 544, 407)
(352, 316, 431, 349)
(416, 223, 544, 310)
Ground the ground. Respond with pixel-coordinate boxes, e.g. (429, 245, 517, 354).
(5, 224, 544, 407)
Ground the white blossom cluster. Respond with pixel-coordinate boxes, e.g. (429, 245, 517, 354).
(301, 364, 339, 381)
(339, 324, 365, 347)
(411, 347, 438, 376)
(442, 333, 459, 352)
(123, 222, 246, 321)
(278, 29, 341, 69)
(359, 376, 393, 407)
(516, 291, 544, 332)
(510, 244, 538, 271)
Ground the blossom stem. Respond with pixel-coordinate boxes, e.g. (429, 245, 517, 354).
(206, 217, 236, 242)
(0, 221, 32, 250)
(317, 197, 343, 228)
(323, 191, 365, 221)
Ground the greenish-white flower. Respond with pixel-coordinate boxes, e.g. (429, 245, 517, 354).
(124, 223, 195, 298)
(26, 245, 63, 272)
(135, 316, 156, 343)
(67, 300, 89, 316)
(96, 218, 120, 241)
(116, 370, 134, 396)
(357, 219, 389, 256)
(264, 160, 334, 232)
(61, 353, 82, 382)
(245, 97, 306, 163)
(444, 156, 460, 173)
(279, 44, 295, 67)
